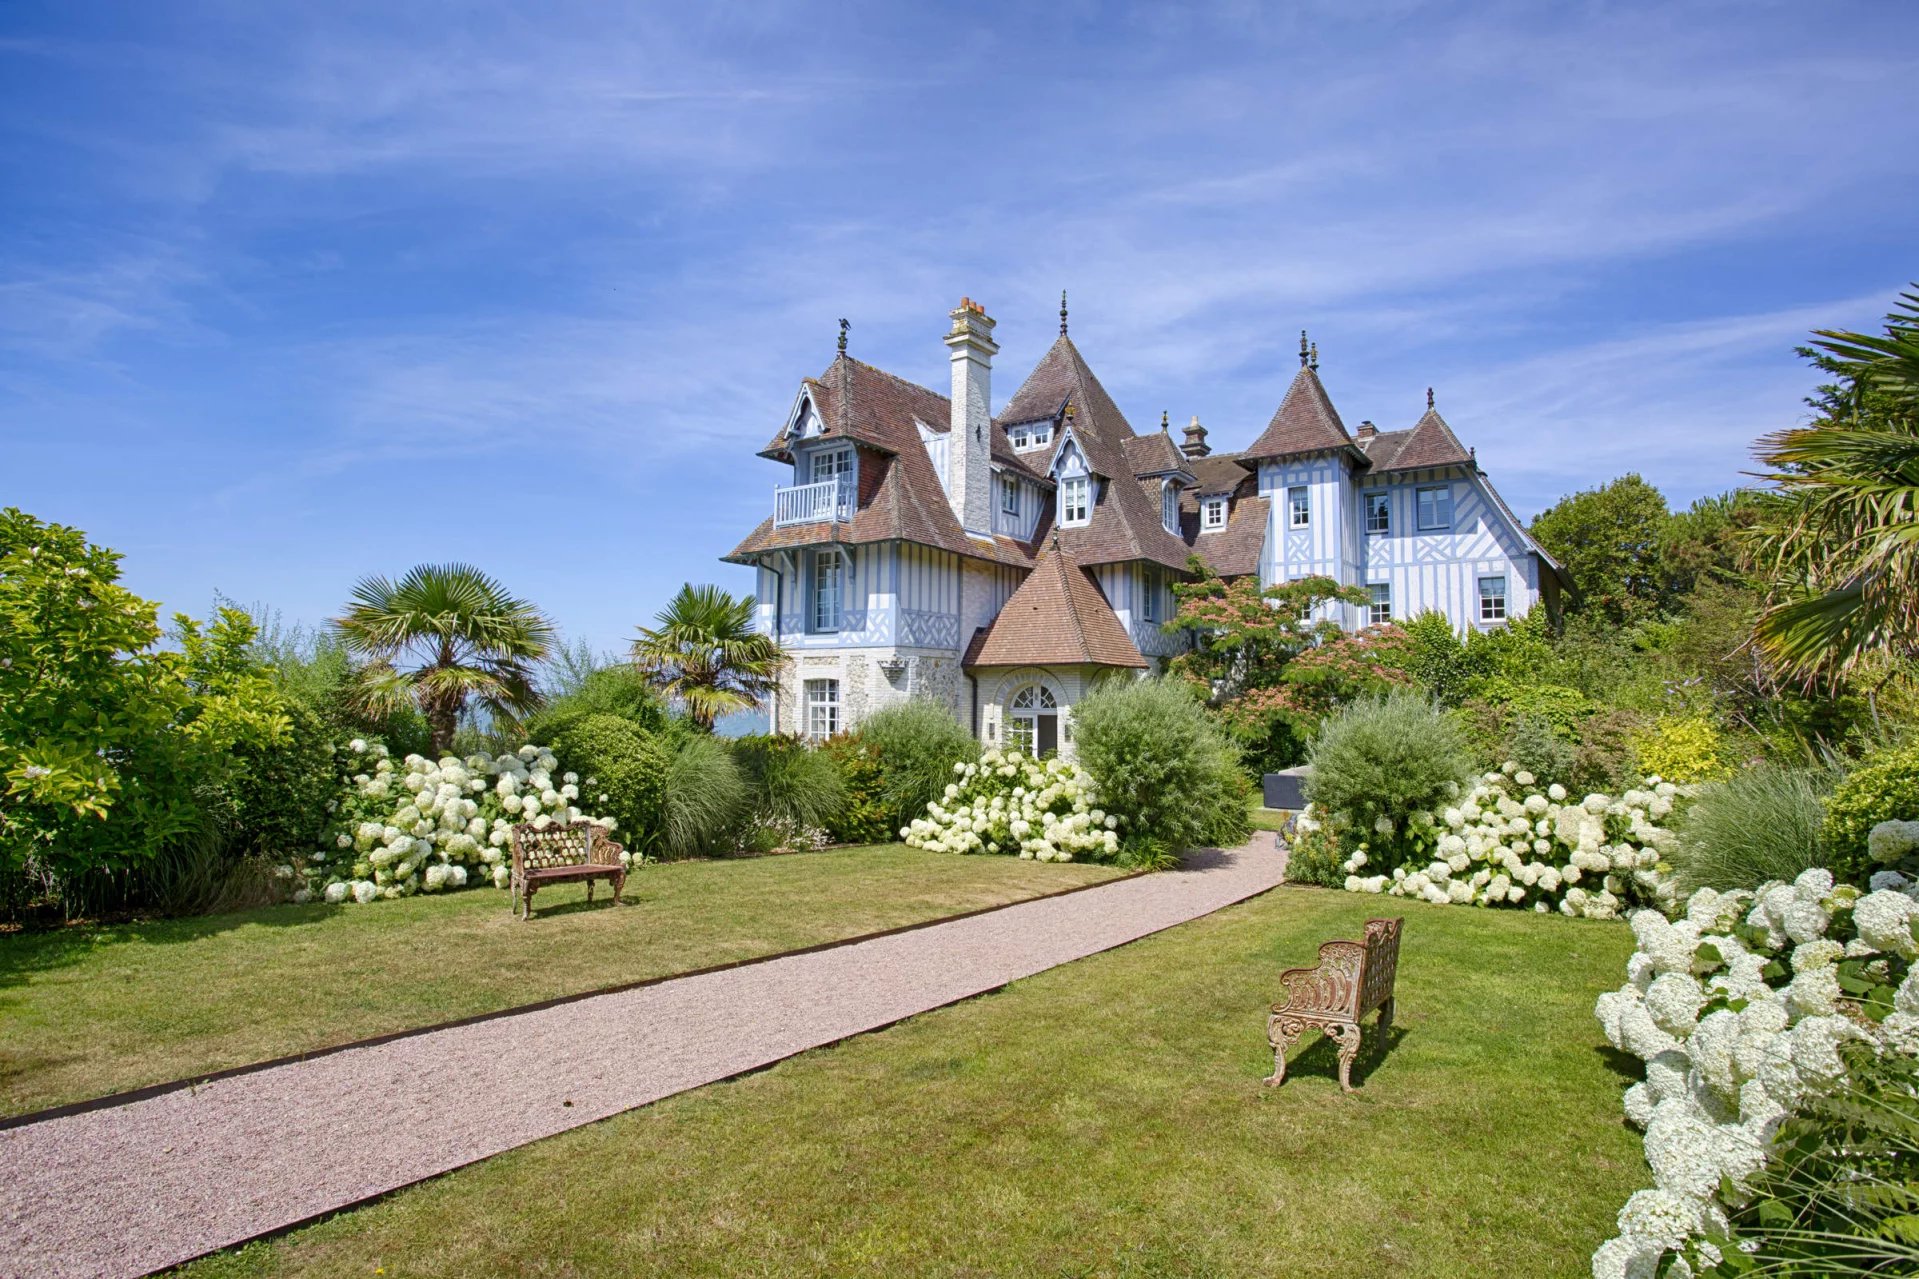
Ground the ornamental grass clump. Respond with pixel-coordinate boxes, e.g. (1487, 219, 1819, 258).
(901, 749, 1118, 863)
(301, 741, 617, 904)
(1589, 829, 1919, 1277)
(1309, 761, 1685, 919)
(853, 699, 981, 832)
(1670, 764, 1837, 895)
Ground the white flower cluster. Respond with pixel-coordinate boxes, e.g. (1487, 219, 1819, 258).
(1328, 763, 1682, 919)
(1590, 864, 1919, 1278)
(299, 742, 616, 905)
(901, 749, 1119, 863)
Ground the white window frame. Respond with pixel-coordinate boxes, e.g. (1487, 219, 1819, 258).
(1000, 473, 1019, 515)
(1417, 485, 1452, 531)
(809, 446, 853, 485)
(1368, 582, 1391, 626)
(1009, 423, 1053, 452)
(1202, 497, 1227, 531)
(1008, 683, 1057, 755)
(1061, 475, 1090, 526)
(1364, 491, 1390, 535)
(1478, 575, 1508, 623)
(1161, 481, 1178, 534)
(811, 551, 842, 633)
(1141, 569, 1158, 623)
(1288, 485, 1310, 529)
(804, 679, 840, 739)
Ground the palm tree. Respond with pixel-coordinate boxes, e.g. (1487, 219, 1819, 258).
(1753, 288, 1919, 678)
(631, 584, 786, 731)
(334, 563, 556, 755)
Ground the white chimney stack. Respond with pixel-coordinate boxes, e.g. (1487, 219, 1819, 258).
(943, 297, 997, 536)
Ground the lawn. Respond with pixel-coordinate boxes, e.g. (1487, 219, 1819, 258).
(0, 844, 1121, 1118)
(183, 886, 1643, 1279)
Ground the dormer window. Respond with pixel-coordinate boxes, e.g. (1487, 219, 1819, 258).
(810, 447, 853, 485)
(1000, 473, 1019, 515)
(1061, 475, 1090, 526)
(1202, 497, 1227, 531)
(1008, 423, 1054, 452)
(1160, 480, 1178, 534)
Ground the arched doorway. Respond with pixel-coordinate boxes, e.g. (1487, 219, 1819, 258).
(1009, 684, 1059, 756)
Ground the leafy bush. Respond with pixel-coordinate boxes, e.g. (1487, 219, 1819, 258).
(1303, 689, 1475, 865)
(523, 665, 669, 745)
(1500, 713, 1579, 788)
(551, 714, 670, 856)
(1670, 765, 1837, 893)
(902, 749, 1118, 862)
(854, 700, 981, 832)
(730, 735, 846, 833)
(820, 734, 892, 845)
(1283, 815, 1345, 887)
(1825, 741, 1919, 882)
(1632, 713, 1732, 784)
(1073, 678, 1251, 856)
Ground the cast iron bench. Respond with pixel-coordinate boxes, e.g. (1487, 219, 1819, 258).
(1263, 916, 1402, 1092)
(510, 820, 627, 920)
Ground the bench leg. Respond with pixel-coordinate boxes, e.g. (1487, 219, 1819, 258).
(586, 879, 594, 904)
(1327, 1021, 1363, 1093)
(1263, 1015, 1303, 1087)
(612, 871, 626, 905)
(1378, 997, 1395, 1036)
(522, 884, 535, 921)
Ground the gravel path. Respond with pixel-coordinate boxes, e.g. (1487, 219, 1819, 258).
(0, 836, 1284, 1278)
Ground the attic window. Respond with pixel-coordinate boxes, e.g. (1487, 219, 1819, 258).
(1160, 480, 1178, 534)
(1202, 497, 1227, 531)
(1008, 423, 1054, 452)
(1061, 475, 1090, 527)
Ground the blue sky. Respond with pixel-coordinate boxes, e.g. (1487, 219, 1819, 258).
(4, 1, 1916, 658)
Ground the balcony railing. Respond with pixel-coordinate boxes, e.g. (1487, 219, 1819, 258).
(773, 477, 854, 527)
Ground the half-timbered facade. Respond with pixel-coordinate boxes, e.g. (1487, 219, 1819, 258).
(726, 300, 1565, 751)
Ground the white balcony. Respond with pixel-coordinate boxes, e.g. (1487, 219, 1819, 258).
(773, 477, 854, 527)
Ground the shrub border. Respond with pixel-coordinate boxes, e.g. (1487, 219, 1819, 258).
(0, 862, 1151, 1135)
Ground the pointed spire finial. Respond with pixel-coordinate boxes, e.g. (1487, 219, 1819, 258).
(837, 318, 849, 355)
(1426, 386, 1435, 411)
(1299, 330, 1310, 368)
(1059, 290, 1068, 337)
(1161, 409, 1170, 432)
(1309, 341, 1319, 373)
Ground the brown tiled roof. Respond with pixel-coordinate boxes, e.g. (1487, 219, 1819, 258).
(1184, 451, 1258, 498)
(1243, 366, 1355, 461)
(733, 355, 1040, 569)
(998, 335, 1195, 572)
(1362, 406, 1473, 472)
(963, 541, 1147, 669)
(1182, 494, 1268, 578)
(1123, 430, 1189, 477)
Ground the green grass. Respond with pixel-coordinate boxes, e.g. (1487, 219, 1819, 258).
(1248, 805, 1294, 833)
(182, 888, 1642, 1279)
(0, 845, 1120, 1117)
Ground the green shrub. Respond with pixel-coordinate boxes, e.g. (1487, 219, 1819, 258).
(552, 714, 670, 855)
(1283, 814, 1346, 887)
(854, 699, 981, 832)
(1824, 740, 1919, 881)
(1670, 764, 1837, 893)
(1500, 713, 1579, 788)
(1631, 713, 1732, 783)
(660, 734, 750, 859)
(731, 735, 846, 832)
(820, 734, 892, 844)
(1304, 689, 1474, 866)
(1073, 678, 1251, 857)
(523, 665, 670, 744)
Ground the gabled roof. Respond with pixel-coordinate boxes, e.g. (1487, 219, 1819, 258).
(962, 541, 1147, 669)
(1122, 429, 1191, 478)
(1184, 451, 1258, 498)
(1360, 406, 1474, 473)
(1182, 494, 1269, 578)
(997, 335, 1194, 572)
(1243, 366, 1355, 462)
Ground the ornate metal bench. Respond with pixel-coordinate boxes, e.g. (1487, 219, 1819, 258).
(1264, 916, 1402, 1092)
(509, 820, 627, 920)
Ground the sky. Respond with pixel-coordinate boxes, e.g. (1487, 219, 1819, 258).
(3, 0, 1916, 659)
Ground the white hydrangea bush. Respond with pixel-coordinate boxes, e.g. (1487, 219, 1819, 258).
(1590, 829, 1919, 1278)
(901, 748, 1120, 863)
(296, 740, 619, 905)
(1315, 762, 1684, 919)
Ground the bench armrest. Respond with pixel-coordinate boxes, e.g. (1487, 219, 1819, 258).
(1272, 940, 1365, 1019)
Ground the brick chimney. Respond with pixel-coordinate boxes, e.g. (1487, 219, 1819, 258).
(1356, 420, 1377, 440)
(943, 297, 997, 535)
(1181, 414, 1210, 459)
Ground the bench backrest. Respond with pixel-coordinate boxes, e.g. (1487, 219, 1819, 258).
(1357, 917, 1402, 1016)
(513, 821, 596, 870)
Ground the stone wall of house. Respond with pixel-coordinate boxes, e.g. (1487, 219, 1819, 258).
(772, 647, 965, 737)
